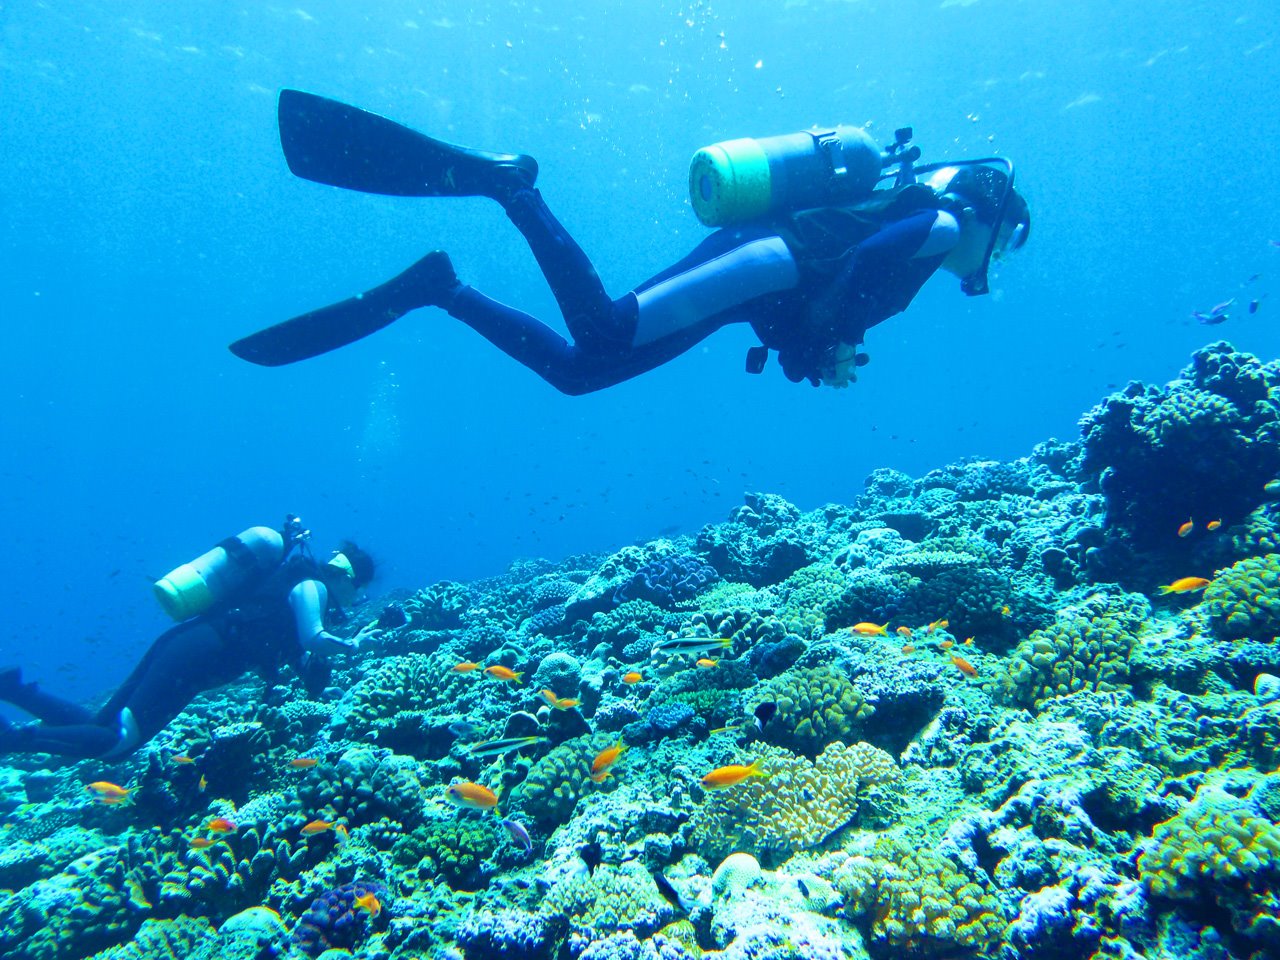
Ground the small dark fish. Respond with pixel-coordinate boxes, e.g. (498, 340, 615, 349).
(1250, 299, 1261, 314)
(500, 818, 533, 853)
(651, 869, 693, 915)
(797, 878, 810, 898)
(754, 701, 777, 732)
(579, 842, 603, 876)
(1194, 298, 1235, 325)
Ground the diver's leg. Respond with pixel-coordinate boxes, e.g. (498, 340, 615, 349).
(447, 286, 731, 395)
(0, 716, 121, 759)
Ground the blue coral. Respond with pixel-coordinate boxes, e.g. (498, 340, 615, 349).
(291, 880, 387, 958)
(613, 555, 719, 607)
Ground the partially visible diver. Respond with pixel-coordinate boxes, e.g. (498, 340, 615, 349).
(0, 516, 380, 760)
(231, 91, 1030, 393)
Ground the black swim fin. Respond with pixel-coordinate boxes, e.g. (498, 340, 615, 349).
(277, 89, 538, 198)
(229, 251, 458, 366)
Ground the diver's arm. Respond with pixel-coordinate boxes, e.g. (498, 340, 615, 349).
(289, 580, 357, 655)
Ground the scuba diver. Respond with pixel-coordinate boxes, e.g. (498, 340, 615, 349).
(0, 516, 379, 760)
(230, 90, 1030, 393)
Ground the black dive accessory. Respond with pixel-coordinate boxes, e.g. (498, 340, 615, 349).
(901, 156, 1018, 296)
(281, 514, 312, 561)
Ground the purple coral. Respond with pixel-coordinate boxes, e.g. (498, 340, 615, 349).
(291, 880, 387, 957)
(613, 555, 719, 607)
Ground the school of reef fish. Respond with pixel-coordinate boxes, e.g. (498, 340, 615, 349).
(5, 339, 1280, 960)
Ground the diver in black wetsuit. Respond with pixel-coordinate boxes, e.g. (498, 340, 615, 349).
(0, 520, 379, 760)
(231, 91, 1030, 394)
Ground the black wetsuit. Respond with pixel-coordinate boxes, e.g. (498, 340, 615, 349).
(444, 183, 951, 394)
(0, 555, 333, 759)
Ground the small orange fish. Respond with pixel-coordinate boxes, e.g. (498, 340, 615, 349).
(1177, 518, 1194, 538)
(99, 795, 131, 806)
(452, 661, 481, 673)
(851, 622, 889, 636)
(354, 891, 382, 918)
(926, 618, 950, 634)
(1207, 519, 1222, 531)
(540, 688, 561, 707)
(901, 644, 916, 655)
(696, 657, 719, 669)
(445, 781, 499, 810)
(86, 781, 132, 799)
(206, 817, 237, 834)
(288, 758, 320, 769)
(590, 740, 626, 783)
(895, 626, 913, 639)
(939, 639, 954, 650)
(189, 837, 217, 849)
(962, 636, 975, 646)
(701, 759, 769, 790)
(1158, 577, 1212, 595)
(484, 665, 523, 683)
(1000, 605, 1011, 616)
(198, 775, 207, 792)
(171, 754, 196, 764)
(951, 655, 978, 678)
(300, 819, 334, 835)
(622, 671, 643, 685)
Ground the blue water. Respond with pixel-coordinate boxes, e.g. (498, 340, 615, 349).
(1, 0, 1276, 704)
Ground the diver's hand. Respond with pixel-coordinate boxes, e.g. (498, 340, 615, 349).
(353, 623, 384, 644)
(305, 631, 360, 656)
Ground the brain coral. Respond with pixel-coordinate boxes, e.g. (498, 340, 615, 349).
(749, 666, 875, 757)
(1204, 554, 1280, 641)
(689, 741, 899, 867)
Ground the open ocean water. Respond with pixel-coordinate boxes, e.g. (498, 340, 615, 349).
(1, 2, 1279, 958)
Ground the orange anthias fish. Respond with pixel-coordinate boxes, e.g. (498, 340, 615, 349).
(198, 775, 208, 793)
(926, 618, 950, 634)
(206, 817, 237, 834)
(696, 657, 719, 669)
(189, 837, 218, 849)
(901, 644, 916, 655)
(1000, 605, 1011, 617)
(951, 655, 978, 678)
(353, 891, 382, 918)
(451, 661, 481, 673)
(590, 740, 626, 783)
(445, 781, 499, 810)
(540, 689, 580, 710)
(86, 781, 132, 800)
(1158, 577, 1212, 595)
(1177, 518, 1194, 538)
(170, 754, 196, 764)
(939, 639, 954, 650)
(288, 758, 320, 769)
(300, 819, 335, 835)
(1207, 519, 1223, 531)
(896, 626, 913, 639)
(622, 671, 643, 685)
(701, 759, 769, 790)
(484, 665, 523, 683)
(851, 622, 889, 636)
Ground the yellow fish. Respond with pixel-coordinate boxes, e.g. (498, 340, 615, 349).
(483, 665, 523, 683)
(452, 661, 481, 673)
(86, 781, 132, 800)
(851, 622, 889, 636)
(926, 618, 950, 634)
(701, 759, 768, 790)
(696, 657, 718, 669)
(622, 671, 643, 685)
(590, 740, 626, 783)
(1158, 577, 1212, 595)
(1206, 519, 1222, 531)
(300, 819, 335, 835)
(354, 891, 382, 918)
(1176, 518, 1194, 538)
(445, 781, 498, 810)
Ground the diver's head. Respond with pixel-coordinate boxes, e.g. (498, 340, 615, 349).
(319, 540, 375, 607)
(926, 165, 1029, 290)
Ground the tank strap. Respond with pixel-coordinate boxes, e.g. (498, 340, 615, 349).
(218, 535, 269, 574)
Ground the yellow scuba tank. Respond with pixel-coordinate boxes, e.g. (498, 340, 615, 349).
(153, 526, 285, 621)
(689, 126, 884, 227)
